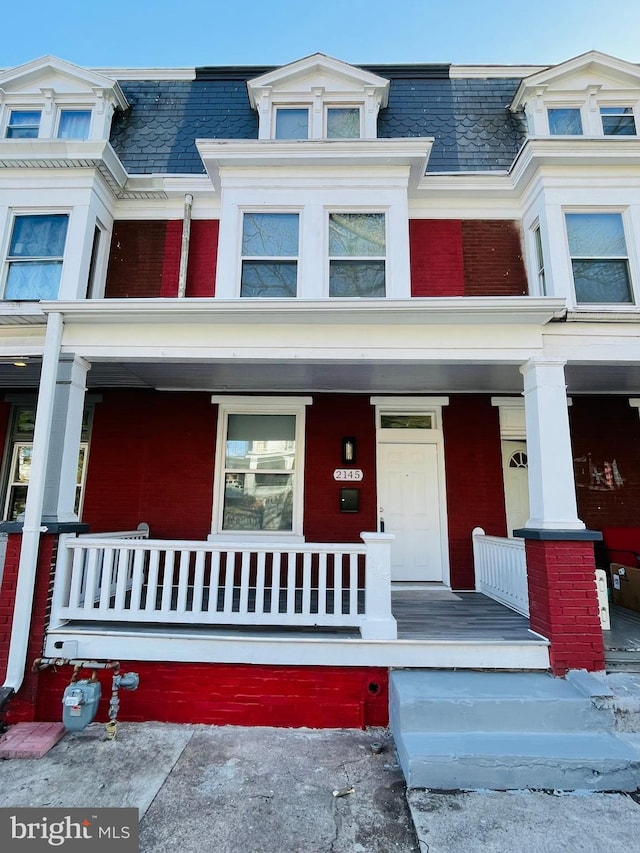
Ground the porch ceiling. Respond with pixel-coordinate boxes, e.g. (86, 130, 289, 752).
(4, 358, 640, 395)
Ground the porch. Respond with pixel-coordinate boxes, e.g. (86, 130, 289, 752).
(44, 529, 550, 670)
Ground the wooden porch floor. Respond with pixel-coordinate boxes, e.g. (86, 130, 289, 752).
(604, 604, 640, 668)
(392, 590, 536, 642)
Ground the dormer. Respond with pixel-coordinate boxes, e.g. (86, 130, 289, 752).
(0, 55, 128, 142)
(510, 51, 640, 137)
(246, 53, 389, 140)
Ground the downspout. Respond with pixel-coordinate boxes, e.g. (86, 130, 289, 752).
(2, 311, 63, 696)
(177, 193, 193, 298)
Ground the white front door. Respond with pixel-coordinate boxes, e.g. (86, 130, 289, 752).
(378, 442, 444, 582)
(501, 440, 530, 535)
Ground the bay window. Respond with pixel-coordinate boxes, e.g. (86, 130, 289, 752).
(566, 212, 633, 304)
(328, 212, 386, 297)
(4, 213, 69, 300)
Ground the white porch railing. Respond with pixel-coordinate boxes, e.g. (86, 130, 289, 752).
(50, 532, 396, 640)
(472, 527, 530, 616)
(473, 527, 611, 629)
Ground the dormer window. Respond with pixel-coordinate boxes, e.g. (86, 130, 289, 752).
(548, 108, 582, 135)
(57, 109, 92, 140)
(274, 108, 309, 140)
(326, 107, 361, 138)
(247, 53, 389, 142)
(600, 106, 636, 136)
(6, 110, 41, 139)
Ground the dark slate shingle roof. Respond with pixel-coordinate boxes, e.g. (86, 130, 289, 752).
(109, 68, 527, 175)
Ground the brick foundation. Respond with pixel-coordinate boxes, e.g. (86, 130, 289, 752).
(525, 538, 605, 675)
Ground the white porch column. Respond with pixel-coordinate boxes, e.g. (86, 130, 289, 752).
(42, 354, 90, 523)
(520, 357, 584, 531)
(360, 532, 397, 639)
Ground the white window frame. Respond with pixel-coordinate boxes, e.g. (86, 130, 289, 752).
(209, 396, 312, 540)
(598, 104, 638, 136)
(546, 105, 584, 136)
(273, 106, 310, 140)
(531, 221, 546, 295)
(4, 108, 42, 139)
(2, 209, 71, 301)
(563, 208, 636, 307)
(55, 107, 93, 140)
(238, 209, 301, 298)
(326, 210, 387, 298)
(324, 105, 362, 138)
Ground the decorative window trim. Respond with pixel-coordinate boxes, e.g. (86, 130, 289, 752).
(371, 396, 449, 436)
(209, 396, 312, 540)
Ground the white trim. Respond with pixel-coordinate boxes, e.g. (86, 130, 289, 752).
(44, 627, 550, 669)
(210, 395, 312, 538)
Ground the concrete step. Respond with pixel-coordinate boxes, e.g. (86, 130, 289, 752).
(397, 731, 640, 791)
(390, 670, 615, 734)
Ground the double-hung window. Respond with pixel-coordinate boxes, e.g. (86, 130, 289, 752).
(4, 213, 69, 300)
(328, 212, 386, 297)
(213, 397, 310, 536)
(240, 212, 299, 297)
(600, 106, 636, 136)
(566, 212, 632, 304)
(533, 224, 546, 295)
(5, 110, 41, 138)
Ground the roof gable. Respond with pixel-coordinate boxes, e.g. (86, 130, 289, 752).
(247, 52, 389, 108)
(511, 51, 640, 110)
(0, 55, 128, 109)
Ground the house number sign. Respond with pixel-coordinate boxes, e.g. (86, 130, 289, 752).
(333, 469, 364, 481)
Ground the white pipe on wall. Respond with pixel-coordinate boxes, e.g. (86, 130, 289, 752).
(177, 193, 194, 298)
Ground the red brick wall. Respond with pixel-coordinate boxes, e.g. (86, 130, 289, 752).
(34, 662, 389, 728)
(106, 220, 219, 299)
(82, 391, 216, 540)
(2, 534, 58, 723)
(409, 220, 465, 297)
(570, 396, 640, 530)
(304, 395, 377, 542)
(525, 539, 605, 674)
(462, 221, 528, 296)
(443, 396, 507, 588)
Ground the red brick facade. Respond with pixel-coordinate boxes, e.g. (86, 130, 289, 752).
(525, 539, 605, 675)
(410, 219, 528, 298)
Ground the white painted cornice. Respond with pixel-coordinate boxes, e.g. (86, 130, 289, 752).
(196, 138, 432, 190)
(40, 297, 566, 327)
(509, 136, 640, 189)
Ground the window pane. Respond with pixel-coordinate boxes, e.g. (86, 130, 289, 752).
(566, 213, 626, 257)
(5, 262, 62, 300)
(9, 214, 69, 258)
(7, 486, 27, 521)
(242, 213, 299, 256)
(329, 213, 385, 256)
(329, 260, 385, 297)
(572, 259, 632, 303)
(6, 110, 41, 138)
(380, 414, 433, 429)
(226, 414, 296, 467)
(327, 108, 360, 138)
(275, 109, 309, 139)
(548, 108, 583, 135)
(58, 110, 91, 139)
(223, 472, 294, 530)
(11, 445, 32, 483)
(601, 107, 636, 136)
(241, 261, 297, 297)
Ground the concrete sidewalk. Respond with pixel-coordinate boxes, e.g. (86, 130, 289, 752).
(1, 721, 640, 852)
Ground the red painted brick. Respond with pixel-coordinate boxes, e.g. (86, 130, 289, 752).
(409, 220, 465, 296)
(461, 221, 528, 296)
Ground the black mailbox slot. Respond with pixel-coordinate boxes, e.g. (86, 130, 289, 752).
(340, 488, 360, 513)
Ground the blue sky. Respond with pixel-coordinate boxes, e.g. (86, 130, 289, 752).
(2, 0, 640, 68)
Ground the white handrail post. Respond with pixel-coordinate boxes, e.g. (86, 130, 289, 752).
(50, 533, 75, 627)
(472, 527, 486, 591)
(360, 532, 397, 639)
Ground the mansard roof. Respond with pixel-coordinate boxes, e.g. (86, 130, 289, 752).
(108, 65, 526, 175)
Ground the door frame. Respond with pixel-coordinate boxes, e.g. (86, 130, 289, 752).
(371, 396, 450, 587)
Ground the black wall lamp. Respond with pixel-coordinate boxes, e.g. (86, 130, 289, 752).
(341, 436, 357, 464)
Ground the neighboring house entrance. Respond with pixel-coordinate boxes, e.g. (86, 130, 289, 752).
(501, 440, 530, 535)
(373, 397, 449, 584)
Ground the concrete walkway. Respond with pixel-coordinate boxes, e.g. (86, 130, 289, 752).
(1, 721, 640, 852)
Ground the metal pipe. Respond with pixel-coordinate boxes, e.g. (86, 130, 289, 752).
(3, 312, 64, 696)
(177, 193, 193, 298)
